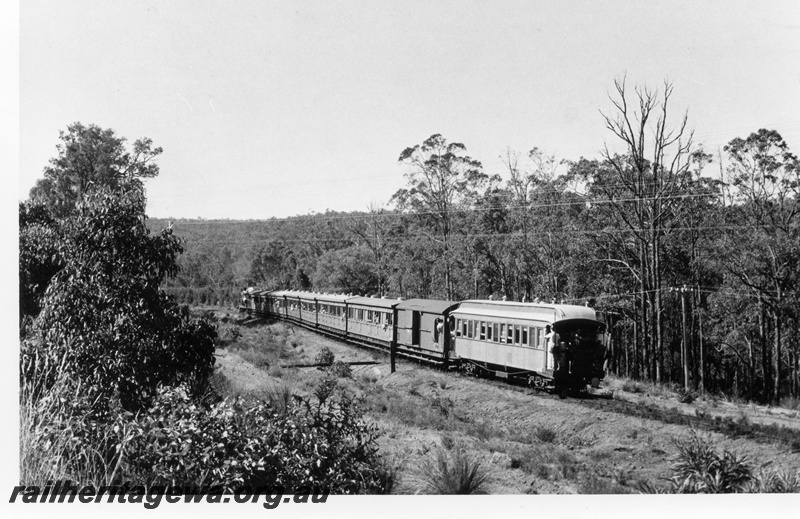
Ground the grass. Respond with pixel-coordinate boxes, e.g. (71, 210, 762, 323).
(412, 447, 490, 494)
(780, 396, 800, 412)
(20, 370, 122, 487)
(263, 381, 297, 415)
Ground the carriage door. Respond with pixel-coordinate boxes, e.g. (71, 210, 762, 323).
(411, 311, 421, 345)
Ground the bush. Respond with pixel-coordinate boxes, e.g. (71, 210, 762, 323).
(622, 381, 645, 394)
(639, 431, 800, 494)
(670, 431, 752, 493)
(535, 426, 557, 443)
(413, 447, 490, 494)
(315, 346, 335, 366)
(329, 360, 352, 378)
(678, 388, 696, 404)
(25, 378, 391, 493)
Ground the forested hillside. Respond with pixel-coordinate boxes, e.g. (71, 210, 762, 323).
(154, 82, 800, 406)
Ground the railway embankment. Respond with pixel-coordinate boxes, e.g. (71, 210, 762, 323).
(209, 308, 800, 494)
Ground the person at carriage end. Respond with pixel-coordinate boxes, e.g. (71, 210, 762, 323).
(545, 325, 559, 371)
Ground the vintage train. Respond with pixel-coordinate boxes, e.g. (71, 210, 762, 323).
(240, 288, 608, 393)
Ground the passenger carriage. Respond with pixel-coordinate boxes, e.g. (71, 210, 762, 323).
(450, 300, 607, 389)
(262, 289, 291, 318)
(313, 293, 351, 334)
(343, 296, 398, 347)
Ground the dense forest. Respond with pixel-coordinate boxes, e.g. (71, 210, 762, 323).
(155, 80, 800, 405)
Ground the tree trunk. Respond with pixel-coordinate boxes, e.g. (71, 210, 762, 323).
(773, 307, 782, 404)
(698, 299, 705, 392)
(759, 298, 770, 402)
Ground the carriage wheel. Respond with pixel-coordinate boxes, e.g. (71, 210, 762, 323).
(463, 362, 477, 377)
(528, 375, 546, 388)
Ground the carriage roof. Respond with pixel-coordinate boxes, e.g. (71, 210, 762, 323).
(454, 300, 598, 323)
(346, 296, 400, 309)
(396, 298, 460, 314)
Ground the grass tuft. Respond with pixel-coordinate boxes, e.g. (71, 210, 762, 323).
(414, 447, 490, 494)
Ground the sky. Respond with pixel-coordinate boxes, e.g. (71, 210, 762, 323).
(16, 0, 800, 221)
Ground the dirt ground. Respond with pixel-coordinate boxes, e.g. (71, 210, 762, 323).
(208, 309, 800, 494)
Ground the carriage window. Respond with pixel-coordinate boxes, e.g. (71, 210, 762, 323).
(480, 322, 486, 341)
(468, 320, 474, 338)
(522, 327, 528, 346)
(507, 324, 514, 343)
(499, 324, 506, 343)
(514, 326, 520, 345)
(487, 322, 493, 341)
(492, 323, 498, 342)
(461, 320, 467, 337)
(456, 319, 462, 337)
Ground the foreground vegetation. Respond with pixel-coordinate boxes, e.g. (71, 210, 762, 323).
(19, 124, 391, 492)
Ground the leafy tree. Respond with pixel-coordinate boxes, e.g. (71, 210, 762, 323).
(21, 124, 215, 412)
(311, 245, 378, 295)
(29, 122, 162, 218)
(22, 186, 216, 411)
(19, 202, 63, 324)
(392, 134, 486, 299)
(719, 129, 799, 402)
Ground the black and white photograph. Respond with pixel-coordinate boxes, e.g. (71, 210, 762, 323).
(5, 0, 800, 516)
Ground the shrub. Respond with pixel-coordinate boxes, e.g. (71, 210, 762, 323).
(639, 431, 800, 494)
(622, 381, 645, 394)
(268, 364, 285, 378)
(678, 388, 696, 404)
(743, 469, 800, 493)
(664, 431, 753, 493)
(329, 360, 352, 378)
(440, 434, 456, 450)
(315, 346, 335, 366)
(535, 426, 557, 443)
(414, 447, 490, 494)
(123, 380, 390, 493)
